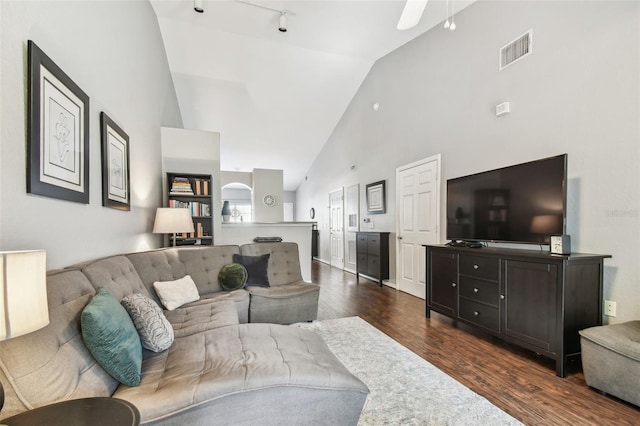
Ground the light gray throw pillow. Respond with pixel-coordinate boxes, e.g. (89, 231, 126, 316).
(121, 293, 174, 352)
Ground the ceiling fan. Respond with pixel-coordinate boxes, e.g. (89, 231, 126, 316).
(397, 0, 428, 30)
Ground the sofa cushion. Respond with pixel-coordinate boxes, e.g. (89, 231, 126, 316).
(153, 275, 200, 310)
(164, 300, 239, 338)
(579, 321, 640, 361)
(0, 269, 118, 419)
(240, 242, 303, 286)
(233, 253, 270, 287)
(112, 323, 369, 424)
(218, 262, 248, 291)
(121, 293, 174, 352)
(81, 287, 142, 387)
(248, 282, 320, 324)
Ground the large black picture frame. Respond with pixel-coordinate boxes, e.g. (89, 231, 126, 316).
(100, 112, 130, 211)
(27, 40, 90, 204)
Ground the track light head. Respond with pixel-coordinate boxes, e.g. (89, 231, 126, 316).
(194, 0, 204, 13)
(278, 12, 287, 32)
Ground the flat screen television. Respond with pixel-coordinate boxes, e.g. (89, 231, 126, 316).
(446, 154, 567, 244)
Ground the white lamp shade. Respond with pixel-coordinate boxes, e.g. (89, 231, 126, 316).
(152, 208, 195, 234)
(0, 250, 49, 340)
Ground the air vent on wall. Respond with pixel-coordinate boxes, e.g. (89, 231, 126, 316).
(500, 30, 532, 71)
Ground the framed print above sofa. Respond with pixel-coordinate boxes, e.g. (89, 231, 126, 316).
(100, 112, 130, 211)
(27, 40, 90, 204)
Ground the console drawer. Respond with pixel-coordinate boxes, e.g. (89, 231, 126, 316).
(459, 276, 499, 306)
(367, 235, 381, 253)
(459, 299, 500, 332)
(460, 254, 499, 281)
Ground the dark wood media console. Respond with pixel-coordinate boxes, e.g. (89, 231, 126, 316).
(425, 244, 611, 377)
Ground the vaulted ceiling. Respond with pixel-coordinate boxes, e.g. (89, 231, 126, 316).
(151, 0, 475, 190)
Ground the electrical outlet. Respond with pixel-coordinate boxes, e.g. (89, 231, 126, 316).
(604, 300, 617, 317)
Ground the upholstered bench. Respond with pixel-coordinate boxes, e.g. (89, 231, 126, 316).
(579, 321, 640, 406)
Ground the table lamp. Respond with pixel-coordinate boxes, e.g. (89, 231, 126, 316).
(0, 250, 49, 411)
(152, 208, 195, 247)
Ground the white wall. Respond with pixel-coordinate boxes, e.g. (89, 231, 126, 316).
(296, 1, 640, 323)
(252, 168, 284, 222)
(0, 1, 183, 269)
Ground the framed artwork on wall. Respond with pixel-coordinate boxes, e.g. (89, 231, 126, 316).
(366, 180, 386, 214)
(100, 112, 130, 211)
(27, 40, 90, 204)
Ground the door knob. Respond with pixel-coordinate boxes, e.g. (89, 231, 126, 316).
(397, 236, 403, 240)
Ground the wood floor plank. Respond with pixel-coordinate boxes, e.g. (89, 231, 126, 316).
(313, 260, 639, 425)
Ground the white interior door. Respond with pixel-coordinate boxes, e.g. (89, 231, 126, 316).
(344, 184, 359, 273)
(396, 155, 441, 299)
(330, 188, 344, 269)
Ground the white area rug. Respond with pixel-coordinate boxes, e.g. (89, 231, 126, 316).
(293, 316, 523, 426)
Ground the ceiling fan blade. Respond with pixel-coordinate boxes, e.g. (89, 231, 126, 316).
(397, 0, 429, 30)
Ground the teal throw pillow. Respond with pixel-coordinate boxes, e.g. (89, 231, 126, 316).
(81, 287, 142, 387)
(218, 262, 248, 291)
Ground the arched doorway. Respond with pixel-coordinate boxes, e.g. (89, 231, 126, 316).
(221, 183, 253, 223)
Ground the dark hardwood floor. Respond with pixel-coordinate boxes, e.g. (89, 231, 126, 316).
(313, 260, 639, 425)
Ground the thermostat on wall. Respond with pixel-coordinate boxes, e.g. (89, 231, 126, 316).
(496, 102, 510, 117)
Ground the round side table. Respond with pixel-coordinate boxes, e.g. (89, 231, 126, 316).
(2, 397, 140, 426)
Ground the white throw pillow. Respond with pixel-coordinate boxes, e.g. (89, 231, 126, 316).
(121, 293, 174, 352)
(152, 275, 200, 311)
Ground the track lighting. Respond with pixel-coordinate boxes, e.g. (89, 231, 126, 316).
(236, 1, 295, 33)
(279, 12, 287, 33)
(194, 0, 204, 13)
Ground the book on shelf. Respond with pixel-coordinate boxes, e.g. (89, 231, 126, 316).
(195, 179, 201, 195)
(170, 176, 194, 195)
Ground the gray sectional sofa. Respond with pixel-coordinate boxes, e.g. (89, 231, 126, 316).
(0, 242, 369, 425)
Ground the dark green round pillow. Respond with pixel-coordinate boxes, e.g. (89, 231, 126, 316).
(218, 263, 248, 291)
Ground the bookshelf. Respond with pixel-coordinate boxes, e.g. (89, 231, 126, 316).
(166, 172, 213, 246)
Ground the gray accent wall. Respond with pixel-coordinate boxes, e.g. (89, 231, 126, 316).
(296, 1, 640, 322)
(0, 1, 183, 268)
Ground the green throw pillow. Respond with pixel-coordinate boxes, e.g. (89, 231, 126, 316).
(218, 263, 248, 291)
(81, 287, 142, 387)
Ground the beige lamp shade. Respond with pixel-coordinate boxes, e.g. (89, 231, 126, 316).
(152, 208, 195, 234)
(0, 250, 49, 341)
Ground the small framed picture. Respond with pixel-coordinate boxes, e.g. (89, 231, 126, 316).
(100, 112, 130, 211)
(27, 40, 90, 203)
(366, 180, 386, 214)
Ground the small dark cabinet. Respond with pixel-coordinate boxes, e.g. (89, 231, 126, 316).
(356, 232, 390, 286)
(427, 251, 458, 316)
(311, 227, 319, 258)
(425, 244, 610, 377)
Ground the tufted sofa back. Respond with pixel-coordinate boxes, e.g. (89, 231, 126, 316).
(240, 242, 303, 286)
(127, 246, 240, 303)
(0, 269, 118, 418)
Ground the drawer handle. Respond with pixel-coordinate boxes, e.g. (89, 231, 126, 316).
(451, 282, 457, 288)
(500, 295, 505, 300)
(473, 288, 479, 293)
(473, 311, 479, 316)
(474, 264, 479, 270)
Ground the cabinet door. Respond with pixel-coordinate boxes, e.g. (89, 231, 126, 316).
(503, 260, 558, 352)
(428, 250, 458, 316)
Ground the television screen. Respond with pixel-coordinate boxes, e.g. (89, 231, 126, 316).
(446, 154, 567, 244)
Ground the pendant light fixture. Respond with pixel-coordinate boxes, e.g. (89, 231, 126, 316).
(279, 12, 287, 32)
(444, 0, 450, 29)
(450, 0, 456, 31)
